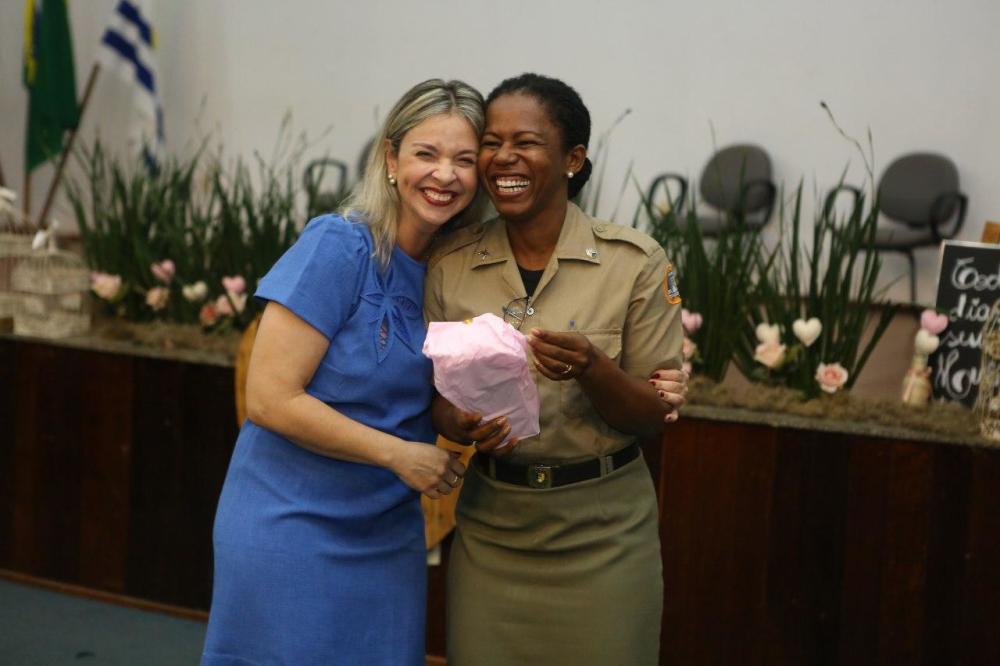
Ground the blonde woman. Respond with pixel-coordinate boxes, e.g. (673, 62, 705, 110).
(201, 79, 509, 666)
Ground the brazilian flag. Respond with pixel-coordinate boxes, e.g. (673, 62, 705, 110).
(23, 0, 79, 172)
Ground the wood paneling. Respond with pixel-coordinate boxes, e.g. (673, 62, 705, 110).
(4, 336, 1000, 664)
(126, 357, 238, 608)
(0, 340, 15, 565)
(0, 339, 237, 609)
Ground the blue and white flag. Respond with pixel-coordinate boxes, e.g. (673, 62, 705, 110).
(98, 0, 163, 166)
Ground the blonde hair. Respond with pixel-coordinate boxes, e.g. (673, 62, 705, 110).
(342, 79, 485, 266)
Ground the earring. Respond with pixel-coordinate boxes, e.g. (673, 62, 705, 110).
(567, 171, 575, 179)
(388, 174, 397, 186)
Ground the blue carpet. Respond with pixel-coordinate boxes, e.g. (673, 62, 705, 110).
(0, 580, 206, 665)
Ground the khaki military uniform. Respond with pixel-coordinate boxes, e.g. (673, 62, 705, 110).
(425, 202, 683, 666)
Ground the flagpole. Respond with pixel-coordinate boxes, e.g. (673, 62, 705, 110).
(36, 62, 101, 230)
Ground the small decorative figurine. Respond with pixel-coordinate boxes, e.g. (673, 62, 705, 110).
(902, 309, 947, 407)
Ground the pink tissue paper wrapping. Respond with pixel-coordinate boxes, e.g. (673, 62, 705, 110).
(422, 313, 540, 442)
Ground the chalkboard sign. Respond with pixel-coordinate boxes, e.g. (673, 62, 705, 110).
(931, 240, 1000, 406)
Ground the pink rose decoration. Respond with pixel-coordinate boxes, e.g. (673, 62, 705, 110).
(145, 286, 169, 311)
(90, 272, 123, 301)
(920, 309, 948, 335)
(151, 260, 176, 284)
(199, 302, 219, 327)
(815, 362, 849, 394)
(754, 341, 786, 369)
(215, 294, 234, 317)
(222, 275, 246, 295)
(681, 309, 703, 336)
(214, 292, 247, 316)
(682, 336, 698, 361)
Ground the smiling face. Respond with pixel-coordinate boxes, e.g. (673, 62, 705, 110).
(387, 112, 480, 236)
(478, 93, 584, 223)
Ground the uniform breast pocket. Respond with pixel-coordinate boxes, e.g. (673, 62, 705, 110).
(560, 329, 623, 419)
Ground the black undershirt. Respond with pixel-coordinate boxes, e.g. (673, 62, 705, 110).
(518, 265, 545, 298)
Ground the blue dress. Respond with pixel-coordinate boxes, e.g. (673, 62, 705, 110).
(201, 215, 435, 666)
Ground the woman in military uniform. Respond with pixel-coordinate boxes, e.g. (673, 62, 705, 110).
(425, 73, 684, 666)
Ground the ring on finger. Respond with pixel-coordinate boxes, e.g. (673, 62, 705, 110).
(471, 439, 478, 447)
(559, 363, 573, 375)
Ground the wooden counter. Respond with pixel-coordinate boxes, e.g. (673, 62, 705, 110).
(3, 334, 999, 664)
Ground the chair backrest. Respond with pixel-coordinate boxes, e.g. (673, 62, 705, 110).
(357, 136, 377, 182)
(878, 153, 960, 226)
(699, 144, 772, 213)
(234, 315, 261, 426)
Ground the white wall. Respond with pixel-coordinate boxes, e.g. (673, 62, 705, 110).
(2, 0, 998, 304)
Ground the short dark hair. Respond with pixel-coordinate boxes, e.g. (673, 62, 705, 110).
(486, 73, 593, 199)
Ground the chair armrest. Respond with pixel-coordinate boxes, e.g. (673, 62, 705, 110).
(929, 191, 968, 242)
(822, 184, 863, 223)
(632, 173, 688, 230)
(303, 158, 349, 197)
(646, 173, 689, 215)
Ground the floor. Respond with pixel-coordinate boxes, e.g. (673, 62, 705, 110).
(0, 579, 207, 665)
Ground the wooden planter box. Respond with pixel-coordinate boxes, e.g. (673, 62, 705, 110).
(3, 334, 999, 664)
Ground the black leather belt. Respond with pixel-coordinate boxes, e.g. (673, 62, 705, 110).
(475, 442, 640, 489)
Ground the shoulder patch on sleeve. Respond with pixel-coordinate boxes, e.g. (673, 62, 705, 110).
(592, 222, 662, 257)
(663, 260, 682, 304)
(429, 219, 491, 268)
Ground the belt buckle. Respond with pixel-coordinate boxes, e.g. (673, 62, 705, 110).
(528, 464, 554, 489)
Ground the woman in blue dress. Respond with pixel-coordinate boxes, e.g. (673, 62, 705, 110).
(200, 79, 513, 666)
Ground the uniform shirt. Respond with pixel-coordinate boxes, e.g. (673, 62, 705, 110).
(425, 202, 683, 464)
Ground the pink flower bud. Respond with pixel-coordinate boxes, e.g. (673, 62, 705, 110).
(815, 362, 849, 394)
(145, 286, 170, 311)
(90, 272, 123, 301)
(199, 302, 219, 327)
(214, 294, 234, 317)
(753, 341, 786, 369)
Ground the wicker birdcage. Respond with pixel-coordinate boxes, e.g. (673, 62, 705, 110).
(11, 238, 91, 339)
(0, 188, 34, 322)
(974, 298, 1000, 440)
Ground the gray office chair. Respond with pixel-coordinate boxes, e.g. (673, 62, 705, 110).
(357, 136, 377, 182)
(823, 152, 967, 303)
(646, 144, 776, 237)
(303, 158, 349, 218)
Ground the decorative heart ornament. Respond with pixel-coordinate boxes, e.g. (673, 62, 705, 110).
(222, 275, 247, 295)
(681, 309, 703, 335)
(792, 318, 823, 347)
(182, 281, 208, 302)
(914, 328, 940, 355)
(755, 322, 781, 344)
(920, 309, 948, 335)
(151, 259, 176, 284)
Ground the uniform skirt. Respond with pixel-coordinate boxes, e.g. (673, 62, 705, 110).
(447, 451, 662, 666)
